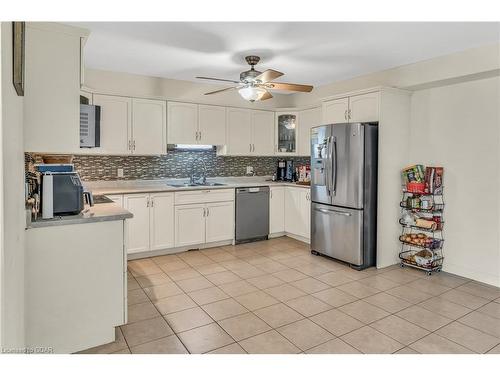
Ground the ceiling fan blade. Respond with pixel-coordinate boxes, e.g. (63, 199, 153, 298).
(267, 82, 313, 92)
(255, 69, 284, 83)
(196, 76, 240, 84)
(260, 90, 273, 101)
(204, 87, 237, 95)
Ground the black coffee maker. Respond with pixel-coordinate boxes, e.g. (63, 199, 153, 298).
(276, 160, 286, 181)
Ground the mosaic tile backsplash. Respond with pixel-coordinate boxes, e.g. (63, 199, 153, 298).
(26, 150, 310, 181)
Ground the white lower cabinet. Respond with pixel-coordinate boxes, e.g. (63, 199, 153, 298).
(124, 192, 174, 254)
(175, 204, 206, 247)
(174, 189, 235, 248)
(284, 187, 311, 240)
(149, 193, 175, 251)
(124, 194, 150, 254)
(205, 201, 234, 243)
(269, 186, 285, 234)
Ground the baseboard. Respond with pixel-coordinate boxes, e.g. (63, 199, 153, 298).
(284, 232, 310, 244)
(443, 262, 500, 288)
(127, 240, 233, 260)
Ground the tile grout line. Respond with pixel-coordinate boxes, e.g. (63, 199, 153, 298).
(124, 239, 500, 354)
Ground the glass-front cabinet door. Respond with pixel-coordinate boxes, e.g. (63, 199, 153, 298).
(275, 112, 298, 155)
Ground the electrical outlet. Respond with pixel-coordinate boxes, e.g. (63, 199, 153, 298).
(246, 166, 254, 175)
(117, 168, 124, 178)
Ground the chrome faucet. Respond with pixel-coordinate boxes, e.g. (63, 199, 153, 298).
(189, 157, 207, 185)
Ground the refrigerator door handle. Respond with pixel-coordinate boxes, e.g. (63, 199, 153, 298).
(313, 207, 352, 216)
(324, 137, 331, 196)
(331, 136, 337, 195)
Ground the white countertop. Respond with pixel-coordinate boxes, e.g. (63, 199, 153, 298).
(28, 202, 133, 229)
(84, 176, 311, 195)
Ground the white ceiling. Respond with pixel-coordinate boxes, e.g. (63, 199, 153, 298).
(71, 22, 500, 87)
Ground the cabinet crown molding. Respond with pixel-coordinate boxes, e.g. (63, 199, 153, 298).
(321, 86, 412, 103)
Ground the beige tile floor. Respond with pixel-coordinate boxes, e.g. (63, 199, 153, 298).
(79, 236, 500, 354)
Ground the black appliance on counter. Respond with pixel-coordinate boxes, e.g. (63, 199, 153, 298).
(36, 164, 93, 219)
(276, 159, 286, 181)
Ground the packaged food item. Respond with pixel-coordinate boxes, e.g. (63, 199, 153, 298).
(414, 249, 434, 266)
(401, 211, 416, 226)
(415, 218, 437, 230)
(425, 166, 444, 194)
(402, 165, 425, 184)
(420, 196, 433, 210)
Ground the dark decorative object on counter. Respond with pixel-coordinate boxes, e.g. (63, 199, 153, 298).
(25, 151, 310, 181)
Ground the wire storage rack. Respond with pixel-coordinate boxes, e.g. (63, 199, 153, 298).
(398, 168, 444, 275)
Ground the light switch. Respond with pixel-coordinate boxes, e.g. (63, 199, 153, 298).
(246, 166, 254, 175)
(117, 168, 124, 178)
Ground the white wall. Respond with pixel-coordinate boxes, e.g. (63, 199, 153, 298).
(290, 43, 500, 107)
(409, 77, 500, 287)
(0, 22, 26, 349)
(84, 68, 292, 109)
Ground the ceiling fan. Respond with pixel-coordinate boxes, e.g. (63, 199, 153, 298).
(196, 55, 313, 102)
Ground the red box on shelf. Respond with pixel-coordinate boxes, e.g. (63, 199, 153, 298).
(406, 182, 426, 194)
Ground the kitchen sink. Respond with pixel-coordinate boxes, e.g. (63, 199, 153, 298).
(167, 182, 226, 188)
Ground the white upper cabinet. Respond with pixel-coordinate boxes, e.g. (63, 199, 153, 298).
(298, 107, 321, 156)
(251, 110, 275, 156)
(24, 23, 88, 153)
(275, 112, 299, 155)
(149, 193, 175, 251)
(322, 92, 380, 125)
(132, 98, 166, 155)
(92, 95, 132, 154)
(167, 102, 198, 144)
(198, 105, 226, 145)
(322, 97, 349, 124)
(226, 108, 253, 155)
(348, 92, 380, 122)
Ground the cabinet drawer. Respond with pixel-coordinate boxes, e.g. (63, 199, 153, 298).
(174, 189, 235, 205)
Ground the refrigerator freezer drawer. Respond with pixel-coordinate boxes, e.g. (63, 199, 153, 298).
(311, 202, 363, 266)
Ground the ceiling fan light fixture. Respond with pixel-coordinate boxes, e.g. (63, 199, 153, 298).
(238, 86, 266, 102)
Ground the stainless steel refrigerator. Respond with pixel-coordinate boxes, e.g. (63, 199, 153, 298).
(310, 122, 378, 269)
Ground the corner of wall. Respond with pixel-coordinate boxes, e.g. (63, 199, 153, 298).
(0, 21, 26, 350)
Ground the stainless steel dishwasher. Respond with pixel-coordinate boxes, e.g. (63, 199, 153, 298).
(235, 186, 270, 243)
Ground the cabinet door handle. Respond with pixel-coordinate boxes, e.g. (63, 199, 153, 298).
(128, 140, 132, 151)
(133, 140, 136, 151)
(344, 110, 347, 121)
(150, 198, 154, 207)
(348, 109, 352, 120)
(202, 207, 206, 217)
(206, 207, 209, 217)
(146, 197, 150, 207)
